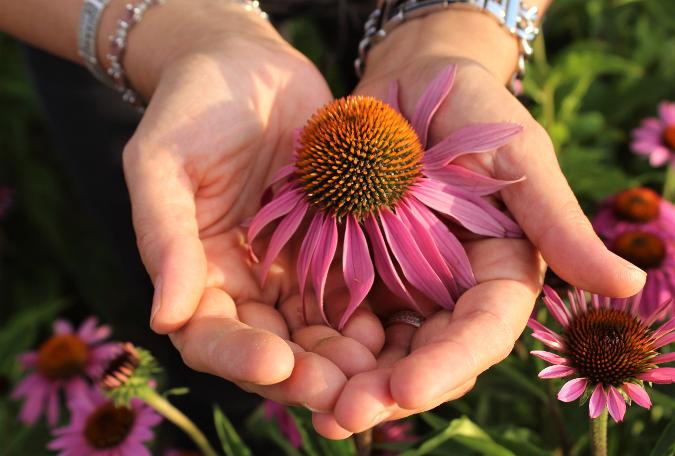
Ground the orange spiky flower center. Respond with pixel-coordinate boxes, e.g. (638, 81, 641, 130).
(37, 334, 89, 380)
(84, 402, 136, 449)
(612, 230, 666, 270)
(296, 96, 422, 219)
(613, 187, 660, 222)
(663, 125, 675, 150)
(564, 308, 654, 386)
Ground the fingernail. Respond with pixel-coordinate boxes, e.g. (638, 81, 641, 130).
(150, 276, 162, 325)
(301, 403, 327, 414)
(370, 410, 391, 427)
(616, 256, 647, 278)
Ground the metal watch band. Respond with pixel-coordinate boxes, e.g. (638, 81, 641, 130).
(78, 0, 116, 88)
(355, 0, 539, 81)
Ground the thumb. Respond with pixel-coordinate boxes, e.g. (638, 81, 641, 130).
(123, 143, 207, 334)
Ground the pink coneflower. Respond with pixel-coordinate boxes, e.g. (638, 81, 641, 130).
(48, 387, 161, 456)
(593, 187, 675, 237)
(631, 101, 675, 166)
(263, 400, 302, 448)
(248, 65, 523, 328)
(528, 286, 675, 423)
(11, 317, 119, 425)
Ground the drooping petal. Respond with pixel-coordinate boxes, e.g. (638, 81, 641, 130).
(363, 216, 418, 309)
(248, 187, 302, 251)
(538, 365, 576, 379)
(637, 367, 675, 384)
(652, 316, 675, 338)
(542, 285, 571, 328)
(652, 352, 675, 364)
(412, 179, 516, 237)
(339, 216, 375, 330)
(607, 386, 627, 422)
(380, 208, 454, 308)
(653, 332, 675, 350)
(260, 200, 309, 283)
(424, 123, 524, 169)
(530, 350, 569, 365)
(397, 202, 458, 298)
(297, 213, 324, 322)
(589, 384, 608, 419)
(424, 164, 525, 196)
(623, 383, 652, 409)
(557, 377, 588, 402)
(267, 164, 297, 187)
(311, 216, 339, 325)
(411, 65, 456, 147)
(406, 199, 476, 290)
(531, 331, 565, 350)
(386, 80, 400, 112)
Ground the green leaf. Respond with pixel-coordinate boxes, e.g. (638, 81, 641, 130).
(162, 387, 190, 398)
(492, 361, 548, 402)
(649, 417, 675, 456)
(420, 412, 449, 431)
(213, 406, 252, 456)
(401, 416, 516, 456)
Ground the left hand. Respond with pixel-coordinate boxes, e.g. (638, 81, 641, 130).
(305, 8, 647, 437)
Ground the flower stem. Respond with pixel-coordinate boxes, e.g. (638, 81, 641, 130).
(590, 409, 608, 456)
(355, 429, 373, 456)
(663, 164, 675, 202)
(138, 388, 219, 456)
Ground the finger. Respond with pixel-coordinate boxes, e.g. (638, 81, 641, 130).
(171, 288, 294, 385)
(493, 120, 646, 297)
(123, 141, 207, 333)
(377, 323, 416, 368)
(333, 367, 475, 433)
(293, 325, 377, 378)
(312, 413, 353, 440)
(240, 352, 347, 413)
(237, 301, 290, 339)
(390, 279, 536, 410)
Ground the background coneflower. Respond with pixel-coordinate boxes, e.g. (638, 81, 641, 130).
(631, 101, 675, 167)
(249, 65, 524, 328)
(11, 317, 118, 425)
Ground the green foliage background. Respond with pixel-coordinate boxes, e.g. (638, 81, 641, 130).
(1, 0, 674, 455)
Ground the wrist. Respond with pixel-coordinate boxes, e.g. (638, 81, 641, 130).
(363, 8, 520, 84)
(96, 0, 276, 99)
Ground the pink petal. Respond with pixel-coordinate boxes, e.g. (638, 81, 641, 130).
(531, 331, 565, 350)
(542, 285, 571, 328)
(297, 213, 324, 322)
(411, 65, 456, 147)
(311, 216, 339, 325)
(17, 352, 38, 368)
(339, 216, 375, 330)
(557, 377, 588, 402)
(293, 128, 302, 151)
(53, 319, 73, 334)
(363, 216, 418, 309)
(652, 352, 675, 364)
(637, 367, 675, 384)
(589, 384, 608, 419)
(424, 123, 524, 169)
(623, 383, 652, 409)
(607, 386, 627, 422)
(538, 365, 576, 379)
(424, 164, 525, 196)
(412, 180, 513, 237)
(386, 80, 400, 112)
(380, 208, 454, 308)
(46, 383, 60, 426)
(531, 350, 569, 365)
(653, 317, 675, 339)
(653, 332, 675, 350)
(267, 164, 296, 187)
(260, 200, 308, 284)
(398, 202, 458, 299)
(406, 199, 476, 290)
(248, 187, 302, 251)
(659, 101, 675, 124)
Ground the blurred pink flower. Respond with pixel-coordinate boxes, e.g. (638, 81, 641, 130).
(631, 101, 675, 166)
(249, 64, 523, 328)
(263, 400, 302, 448)
(593, 187, 675, 237)
(11, 317, 119, 426)
(528, 286, 675, 423)
(48, 386, 161, 456)
(373, 420, 416, 455)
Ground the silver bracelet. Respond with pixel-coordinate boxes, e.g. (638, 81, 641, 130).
(355, 0, 540, 89)
(78, 0, 116, 88)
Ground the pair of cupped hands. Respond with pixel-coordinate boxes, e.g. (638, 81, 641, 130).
(121, 1, 646, 439)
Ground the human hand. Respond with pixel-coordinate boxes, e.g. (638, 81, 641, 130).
(120, 0, 385, 414)
(310, 8, 648, 436)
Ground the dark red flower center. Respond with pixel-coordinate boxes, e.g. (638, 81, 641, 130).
(612, 187, 660, 222)
(37, 334, 89, 380)
(84, 402, 136, 449)
(663, 125, 675, 150)
(564, 308, 655, 386)
(612, 231, 666, 270)
(296, 96, 422, 219)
